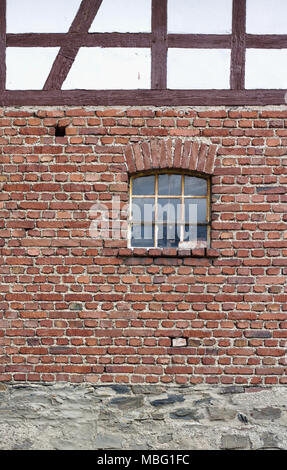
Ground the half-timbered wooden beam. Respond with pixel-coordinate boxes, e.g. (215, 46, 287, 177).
(43, 0, 103, 90)
(7, 32, 287, 50)
(151, 0, 167, 89)
(7, 33, 152, 48)
(168, 34, 232, 49)
(1, 89, 286, 107)
(3, 0, 287, 106)
(246, 34, 287, 48)
(230, 0, 246, 90)
(0, 0, 6, 91)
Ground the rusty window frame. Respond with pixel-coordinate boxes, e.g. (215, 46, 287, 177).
(128, 170, 211, 249)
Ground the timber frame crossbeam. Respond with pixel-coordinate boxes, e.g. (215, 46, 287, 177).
(0, 0, 287, 106)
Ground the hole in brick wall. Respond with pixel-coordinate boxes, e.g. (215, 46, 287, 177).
(171, 337, 187, 347)
(55, 125, 66, 137)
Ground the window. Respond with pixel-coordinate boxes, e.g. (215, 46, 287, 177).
(129, 172, 210, 249)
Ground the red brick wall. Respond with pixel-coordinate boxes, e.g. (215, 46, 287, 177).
(0, 106, 286, 385)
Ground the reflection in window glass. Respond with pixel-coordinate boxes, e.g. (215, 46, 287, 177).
(7, 0, 81, 33)
(184, 176, 207, 196)
(184, 225, 207, 242)
(63, 48, 151, 90)
(157, 198, 181, 223)
(158, 174, 181, 196)
(90, 0, 151, 33)
(6, 47, 60, 90)
(246, 0, 287, 34)
(158, 225, 180, 248)
(168, 0, 232, 34)
(167, 49, 231, 89)
(131, 224, 154, 247)
(185, 199, 207, 224)
(133, 175, 155, 195)
(130, 173, 209, 248)
(197, 225, 208, 241)
(132, 198, 155, 222)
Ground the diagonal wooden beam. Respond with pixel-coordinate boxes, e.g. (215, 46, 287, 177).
(0, 0, 6, 91)
(43, 0, 103, 90)
(230, 0, 246, 90)
(151, 0, 167, 89)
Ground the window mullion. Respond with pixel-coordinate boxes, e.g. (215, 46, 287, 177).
(180, 173, 184, 243)
(155, 173, 158, 248)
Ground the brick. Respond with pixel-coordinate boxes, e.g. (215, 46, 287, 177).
(173, 139, 182, 168)
(181, 140, 192, 169)
(150, 139, 161, 168)
(196, 143, 208, 172)
(189, 141, 200, 170)
(141, 141, 152, 170)
(0, 105, 286, 386)
(124, 144, 136, 173)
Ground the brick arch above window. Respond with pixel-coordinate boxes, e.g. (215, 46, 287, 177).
(124, 138, 217, 175)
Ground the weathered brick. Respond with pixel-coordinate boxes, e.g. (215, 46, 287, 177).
(0, 105, 286, 385)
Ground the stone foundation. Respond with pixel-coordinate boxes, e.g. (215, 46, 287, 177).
(0, 383, 286, 450)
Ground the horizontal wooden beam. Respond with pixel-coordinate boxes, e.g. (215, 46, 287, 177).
(6, 33, 152, 48)
(1, 89, 286, 106)
(7, 33, 231, 49)
(246, 34, 287, 48)
(0, 0, 6, 90)
(168, 34, 231, 48)
(7, 33, 287, 50)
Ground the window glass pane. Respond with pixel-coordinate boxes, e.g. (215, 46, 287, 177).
(89, 0, 151, 33)
(63, 48, 151, 90)
(6, 48, 60, 90)
(185, 199, 207, 224)
(7, 0, 82, 33)
(168, 0, 232, 34)
(157, 198, 182, 223)
(133, 175, 155, 195)
(184, 176, 207, 196)
(184, 225, 207, 243)
(197, 225, 208, 242)
(167, 49, 231, 89)
(247, 0, 287, 34)
(131, 198, 155, 223)
(158, 174, 181, 196)
(183, 225, 198, 242)
(245, 50, 287, 89)
(158, 224, 180, 248)
(131, 224, 154, 247)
